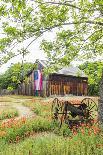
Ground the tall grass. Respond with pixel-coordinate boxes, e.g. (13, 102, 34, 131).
(23, 101, 51, 118)
(0, 117, 52, 143)
(0, 132, 103, 155)
(0, 108, 18, 120)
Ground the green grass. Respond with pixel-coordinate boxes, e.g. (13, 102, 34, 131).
(23, 101, 51, 118)
(0, 97, 13, 103)
(0, 95, 102, 155)
(9, 95, 41, 99)
(0, 117, 52, 143)
(0, 131, 103, 155)
(0, 108, 18, 120)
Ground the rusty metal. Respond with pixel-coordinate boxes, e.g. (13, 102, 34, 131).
(51, 98, 98, 127)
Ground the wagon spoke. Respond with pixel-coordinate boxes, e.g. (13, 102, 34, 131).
(51, 98, 65, 127)
(89, 105, 97, 111)
(81, 98, 98, 121)
(87, 99, 90, 107)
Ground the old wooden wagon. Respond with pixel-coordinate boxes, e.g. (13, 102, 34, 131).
(17, 60, 88, 97)
(51, 97, 98, 127)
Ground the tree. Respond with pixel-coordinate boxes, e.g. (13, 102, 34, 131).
(0, 0, 103, 67)
(0, 62, 34, 90)
(79, 61, 103, 96)
(0, 0, 103, 123)
(99, 73, 103, 127)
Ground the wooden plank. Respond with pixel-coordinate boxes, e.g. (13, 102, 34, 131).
(51, 81, 52, 95)
(56, 83, 58, 95)
(49, 81, 51, 96)
(58, 82, 60, 95)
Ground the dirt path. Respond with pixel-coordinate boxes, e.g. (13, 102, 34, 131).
(13, 104, 35, 118)
(13, 98, 35, 118)
(0, 96, 35, 119)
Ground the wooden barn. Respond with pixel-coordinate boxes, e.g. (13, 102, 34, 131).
(17, 60, 88, 97)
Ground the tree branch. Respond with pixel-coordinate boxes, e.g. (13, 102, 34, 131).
(25, 34, 43, 50)
(35, 1, 81, 10)
(87, 21, 103, 26)
(43, 21, 103, 31)
(22, 19, 103, 51)
(92, 35, 103, 44)
(84, 29, 103, 42)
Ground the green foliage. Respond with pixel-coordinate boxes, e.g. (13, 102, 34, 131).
(53, 123, 72, 137)
(7, 86, 14, 91)
(0, 128, 103, 155)
(40, 0, 103, 68)
(0, 108, 18, 120)
(23, 101, 51, 118)
(0, 0, 102, 69)
(0, 62, 34, 90)
(79, 61, 103, 95)
(0, 117, 51, 143)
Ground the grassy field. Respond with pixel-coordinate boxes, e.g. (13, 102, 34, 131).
(0, 108, 18, 120)
(0, 95, 102, 155)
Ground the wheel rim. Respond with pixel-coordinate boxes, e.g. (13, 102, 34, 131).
(81, 98, 98, 121)
(51, 98, 64, 126)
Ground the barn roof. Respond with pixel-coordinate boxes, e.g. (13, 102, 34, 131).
(39, 60, 87, 78)
(56, 66, 87, 78)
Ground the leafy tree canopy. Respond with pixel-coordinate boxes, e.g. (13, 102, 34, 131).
(79, 61, 103, 95)
(0, 0, 103, 70)
(0, 62, 34, 90)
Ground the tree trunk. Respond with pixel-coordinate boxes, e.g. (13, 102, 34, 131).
(99, 74, 103, 125)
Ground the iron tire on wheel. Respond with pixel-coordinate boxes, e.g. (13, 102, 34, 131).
(51, 98, 64, 127)
(81, 98, 98, 123)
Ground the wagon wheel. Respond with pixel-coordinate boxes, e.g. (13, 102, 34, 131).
(51, 98, 64, 126)
(81, 98, 98, 123)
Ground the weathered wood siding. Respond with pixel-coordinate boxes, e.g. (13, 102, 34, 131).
(17, 71, 35, 96)
(17, 71, 88, 97)
(46, 74, 88, 96)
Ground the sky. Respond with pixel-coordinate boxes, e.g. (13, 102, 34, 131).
(0, 30, 56, 74)
(0, 43, 45, 74)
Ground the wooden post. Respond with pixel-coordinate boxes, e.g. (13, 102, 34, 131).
(43, 80, 45, 97)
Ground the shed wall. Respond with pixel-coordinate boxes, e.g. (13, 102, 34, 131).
(45, 74, 88, 96)
(17, 72, 88, 97)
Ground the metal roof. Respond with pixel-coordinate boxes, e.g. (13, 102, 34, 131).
(56, 66, 87, 78)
